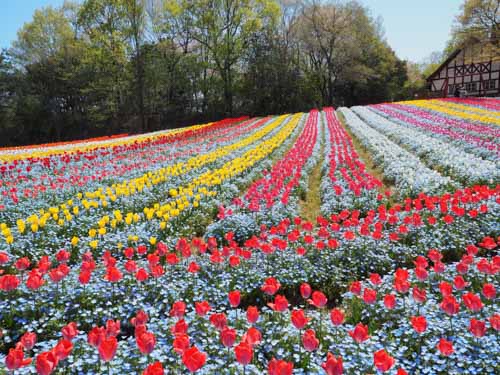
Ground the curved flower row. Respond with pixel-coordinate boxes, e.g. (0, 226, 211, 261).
(338, 108, 453, 197)
(352, 106, 499, 186)
(320, 107, 385, 215)
(205, 109, 321, 240)
(371, 104, 499, 161)
(0, 117, 256, 208)
(397, 99, 500, 126)
(0, 115, 286, 247)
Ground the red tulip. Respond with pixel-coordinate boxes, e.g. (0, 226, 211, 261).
(87, 326, 106, 347)
(394, 278, 410, 294)
(300, 283, 312, 298)
(349, 281, 361, 295)
(410, 316, 427, 334)
(136, 331, 156, 354)
(246, 306, 260, 324)
(482, 283, 496, 300)
(362, 288, 377, 304)
(98, 336, 118, 362)
(330, 308, 344, 326)
(173, 334, 190, 355)
(170, 301, 186, 318)
(35, 350, 58, 375)
(0, 251, 9, 264)
(291, 309, 310, 330)
(228, 290, 241, 308)
(26, 270, 45, 289)
(209, 313, 227, 331)
(489, 314, 500, 331)
(78, 270, 91, 285)
(268, 295, 289, 312)
(61, 322, 78, 341)
(234, 342, 253, 365)
(56, 249, 70, 263)
(195, 301, 211, 317)
(221, 326, 237, 348)
(0, 274, 20, 291)
(439, 281, 453, 296)
(171, 319, 188, 336)
(383, 294, 396, 309)
(469, 319, 486, 337)
(261, 277, 281, 295)
(437, 338, 454, 356)
(321, 352, 343, 375)
(20, 331, 37, 350)
(5, 347, 31, 370)
(268, 357, 293, 375)
(187, 261, 200, 273)
(348, 323, 369, 343)
(373, 349, 395, 372)
(415, 267, 428, 281)
(142, 361, 164, 375)
(131, 310, 149, 327)
(182, 346, 206, 372)
(302, 329, 319, 351)
(463, 292, 484, 312)
(309, 291, 328, 308)
(136, 268, 149, 282)
(440, 295, 459, 316)
(15, 257, 30, 271)
(479, 236, 497, 250)
(369, 273, 382, 285)
(242, 327, 262, 346)
(105, 320, 120, 337)
(428, 249, 443, 262)
(412, 287, 426, 304)
(105, 266, 122, 282)
(54, 339, 73, 361)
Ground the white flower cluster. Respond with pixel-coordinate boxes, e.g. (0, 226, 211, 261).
(353, 106, 500, 186)
(338, 108, 454, 197)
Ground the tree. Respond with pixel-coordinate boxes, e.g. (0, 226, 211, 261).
(185, 0, 280, 115)
(449, 0, 499, 53)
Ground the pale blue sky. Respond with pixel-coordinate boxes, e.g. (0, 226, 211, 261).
(0, 0, 462, 62)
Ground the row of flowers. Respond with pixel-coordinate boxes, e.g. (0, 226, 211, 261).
(337, 108, 454, 197)
(206, 110, 322, 240)
(371, 104, 499, 162)
(0, 117, 253, 208)
(0, 115, 293, 254)
(397, 99, 500, 126)
(352, 106, 499, 186)
(320, 107, 385, 215)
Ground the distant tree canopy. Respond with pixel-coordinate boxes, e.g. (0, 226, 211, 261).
(1, 0, 416, 146)
(448, 0, 499, 53)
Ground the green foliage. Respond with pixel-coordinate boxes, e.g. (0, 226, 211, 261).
(1, 0, 426, 147)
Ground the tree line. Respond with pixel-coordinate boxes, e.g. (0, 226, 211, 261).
(1, 0, 421, 147)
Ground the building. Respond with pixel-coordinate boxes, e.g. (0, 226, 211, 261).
(426, 42, 500, 97)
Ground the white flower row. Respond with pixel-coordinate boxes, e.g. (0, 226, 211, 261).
(338, 108, 454, 197)
(353, 106, 500, 186)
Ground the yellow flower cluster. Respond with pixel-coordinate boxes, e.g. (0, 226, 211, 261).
(87, 113, 303, 246)
(399, 99, 500, 126)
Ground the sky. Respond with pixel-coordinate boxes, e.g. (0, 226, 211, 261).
(359, 0, 462, 62)
(0, 0, 462, 62)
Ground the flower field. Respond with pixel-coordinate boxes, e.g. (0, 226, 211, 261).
(0, 98, 498, 374)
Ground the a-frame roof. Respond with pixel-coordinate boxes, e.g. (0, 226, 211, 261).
(426, 49, 462, 82)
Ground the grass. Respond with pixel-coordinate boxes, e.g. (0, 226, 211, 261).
(299, 123, 325, 223)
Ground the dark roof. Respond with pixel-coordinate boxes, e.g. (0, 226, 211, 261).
(426, 49, 462, 81)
